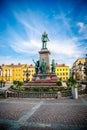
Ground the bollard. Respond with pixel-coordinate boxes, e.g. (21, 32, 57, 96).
(72, 86, 74, 98)
(57, 91, 61, 99)
(4, 91, 7, 98)
(74, 87, 78, 99)
(72, 86, 78, 99)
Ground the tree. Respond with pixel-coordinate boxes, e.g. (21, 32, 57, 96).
(67, 77, 76, 87)
(57, 78, 62, 86)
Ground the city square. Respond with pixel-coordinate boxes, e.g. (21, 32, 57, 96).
(0, 0, 87, 130)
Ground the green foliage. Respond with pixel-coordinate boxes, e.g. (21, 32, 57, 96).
(13, 80, 18, 85)
(13, 80, 23, 87)
(57, 78, 62, 86)
(59, 78, 62, 81)
(57, 81, 62, 86)
(0, 80, 5, 87)
(17, 81, 23, 86)
(24, 80, 29, 83)
(67, 77, 76, 87)
(32, 87, 40, 92)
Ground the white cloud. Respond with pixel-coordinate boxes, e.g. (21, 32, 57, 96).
(49, 38, 82, 56)
(0, 56, 33, 65)
(1, 10, 86, 68)
(77, 22, 84, 28)
(48, 38, 84, 67)
(10, 39, 41, 54)
(77, 22, 87, 38)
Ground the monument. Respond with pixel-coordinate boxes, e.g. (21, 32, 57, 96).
(25, 32, 57, 87)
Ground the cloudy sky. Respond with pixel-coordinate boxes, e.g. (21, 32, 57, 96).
(0, 0, 87, 67)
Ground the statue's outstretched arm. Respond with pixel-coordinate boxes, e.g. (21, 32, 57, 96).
(33, 59, 35, 64)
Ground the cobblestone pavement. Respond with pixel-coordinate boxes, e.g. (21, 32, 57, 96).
(0, 97, 87, 130)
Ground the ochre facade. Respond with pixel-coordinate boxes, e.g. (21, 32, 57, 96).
(55, 63, 70, 81)
(72, 58, 86, 80)
(0, 63, 70, 82)
(0, 63, 35, 82)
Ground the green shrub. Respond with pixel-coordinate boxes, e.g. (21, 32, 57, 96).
(57, 81, 62, 86)
(67, 77, 77, 87)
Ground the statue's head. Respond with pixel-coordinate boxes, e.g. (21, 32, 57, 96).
(43, 32, 47, 36)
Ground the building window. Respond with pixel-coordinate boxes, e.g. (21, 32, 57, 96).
(60, 73, 62, 76)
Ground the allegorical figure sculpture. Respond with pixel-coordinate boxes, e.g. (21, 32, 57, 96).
(33, 59, 39, 74)
(51, 59, 55, 74)
(41, 32, 49, 49)
(40, 59, 46, 73)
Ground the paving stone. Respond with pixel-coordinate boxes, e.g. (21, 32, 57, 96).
(19, 126, 56, 130)
(0, 102, 35, 120)
(0, 96, 87, 130)
(28, 105, 87, 125)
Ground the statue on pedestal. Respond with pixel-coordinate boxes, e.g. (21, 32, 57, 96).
(51, 59, 55, 74)
(41, 32, 49, 49)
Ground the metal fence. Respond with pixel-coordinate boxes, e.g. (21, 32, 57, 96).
(6, 91, 72, 98)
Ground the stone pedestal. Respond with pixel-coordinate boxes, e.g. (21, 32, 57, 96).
(39, 49, 50, 73)
(25, 73, 57, 87)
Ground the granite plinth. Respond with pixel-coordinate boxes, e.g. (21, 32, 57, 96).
(24, 74, 58, 87)
(39, 49, 50, 73)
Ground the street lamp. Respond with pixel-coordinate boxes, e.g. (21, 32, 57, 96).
(78, 62, 83, 81)
(0, 66, 2, 75)
(84, 54, 87, 93)
(84, 54, 87, 82)
(0, 66, 2, 87)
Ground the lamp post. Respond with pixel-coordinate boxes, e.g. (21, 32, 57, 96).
(84, 54, 87, 93)
(84, 54, 87, 81)
(78, 54, 87, 93)
(0, 66, 2, 76)
(78, 62, 83, 81)
(0, 66, 2, 87)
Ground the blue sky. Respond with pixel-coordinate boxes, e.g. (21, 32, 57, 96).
(0, 0, 87, 67)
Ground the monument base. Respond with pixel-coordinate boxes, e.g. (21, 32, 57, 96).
(24, 73, 58, 87)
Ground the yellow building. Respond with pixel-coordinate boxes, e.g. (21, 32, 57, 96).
(72, 58, 85, 80)
(0, 63, 35, 82)
(22, 64, 35, 81)
(55, 63, 70, 81)
(0, 62, 70, 82)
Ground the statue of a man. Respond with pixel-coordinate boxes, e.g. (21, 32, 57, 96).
(51, 59, 55, 74)
(41, 32, 49, 49)
(40, 59, 46, 73)
(33, 59, 39, 74)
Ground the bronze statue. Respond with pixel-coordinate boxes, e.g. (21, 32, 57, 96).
(40, 59, 46, 73)
(51, 59, 55, 74)
(41, 32, 49, 49)
(33, 59, 39, 74)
